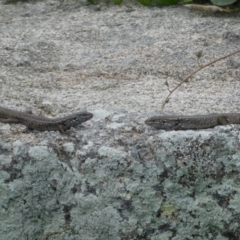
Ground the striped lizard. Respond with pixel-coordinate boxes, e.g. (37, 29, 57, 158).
(0, 106, 93, 133)
(145, 113, 240, 130)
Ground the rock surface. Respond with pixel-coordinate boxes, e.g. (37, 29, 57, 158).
(0, 0, 240, 239)
(1, 121, 240, 239)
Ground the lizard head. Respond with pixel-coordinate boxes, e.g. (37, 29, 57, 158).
(63, 111, 93, 129)
(145, 116, 177, 130)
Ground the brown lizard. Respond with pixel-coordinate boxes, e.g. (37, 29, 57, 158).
(145, 113, 240, 130)
(0, 106, 93, 133)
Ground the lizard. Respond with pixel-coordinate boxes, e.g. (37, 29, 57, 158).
(0, 105, 93, 133)
(145, 113, 240, 130)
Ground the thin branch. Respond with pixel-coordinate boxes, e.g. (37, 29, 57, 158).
(42, 227, 71, 240)
(161, 49, 240, 113)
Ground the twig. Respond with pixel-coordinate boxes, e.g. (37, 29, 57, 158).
(161, 49, 240, 113)
(42, 227, 71, 240)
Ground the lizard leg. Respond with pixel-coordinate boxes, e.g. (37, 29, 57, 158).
(217, 116, 229, 125)
(0, 118, 20, 123)
(172, 122, 182, 130)
(58, 124, 67, 134)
